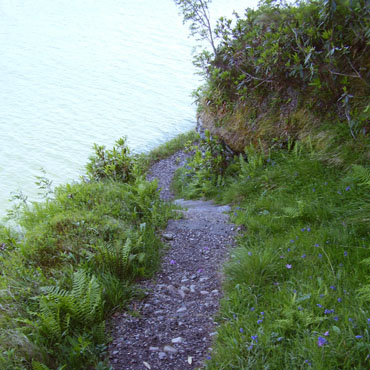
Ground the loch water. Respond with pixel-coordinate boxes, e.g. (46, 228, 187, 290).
(0, 0, 253, 216)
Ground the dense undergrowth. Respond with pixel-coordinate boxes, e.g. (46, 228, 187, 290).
(191, 0, 369, 156)
(0, 132, 195, 370)
(173, 135, 370, 368)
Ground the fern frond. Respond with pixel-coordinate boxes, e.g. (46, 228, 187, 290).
(352, 165, 370, 187)
(32, 361, 51, 370)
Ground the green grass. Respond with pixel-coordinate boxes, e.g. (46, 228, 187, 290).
(174, 140, 370, 369)
(0, 135, 186, 369)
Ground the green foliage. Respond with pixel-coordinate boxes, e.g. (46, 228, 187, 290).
(86, 137, 135, 182)
(0, 138, 176, 369)
(173, 130, 231, 198)
(174, 0, 217, 55)
(193, 0, 369, 145)
(175, 139, 370, 368)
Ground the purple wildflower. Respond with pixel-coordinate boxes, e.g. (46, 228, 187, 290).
(290, 239, 295, 243)
(257, 319, 263, 324)
(298, 306, 303, 311)
(307, 227, 311, 232)
(333, 316, 339, 321)
(317, 304, 323, 308)
(260, 312, 265, 316)
(251, 335, 258, 342)
(286, 264, 292, 269)
(318, 254, 323, 258)
(248, 251, 252, 256)
(301, 254, 306, 258)
(349, 318, 354, 322)
(170, 259, 176, 265)
(330, 285, 336, 290)
(344, 251, 348, 257)
(248, 344, 254, 350)
(324, 309, 335, 314)
(239, 328, 244, 333)
(314, 243, 320, 247)
(324, 331, 329, 336)
(287, 248, 291, 252)
(197, 268, 204, 273)
(305, 359, 312, 366)
(293, 289, 297, 293)
(355, 335, 363, 339)
(337, 298, 342, 303)
(317, 336, 328, 347)
(250, 307, 255, 311)
(345, 186, 351, 191)
(301, 228, 306, 232)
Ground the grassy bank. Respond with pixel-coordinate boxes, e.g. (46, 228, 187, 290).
(173, 137, 370, 368)
(0, 131, 196, 369)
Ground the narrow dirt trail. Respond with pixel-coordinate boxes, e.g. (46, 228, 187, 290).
(109, 151, 235, 369)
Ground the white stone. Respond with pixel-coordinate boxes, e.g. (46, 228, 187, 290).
(171, 337, 183, 344)
(163, 345, 178, 353)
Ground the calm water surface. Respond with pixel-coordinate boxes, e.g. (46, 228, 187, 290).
(0, 0, 254, 216)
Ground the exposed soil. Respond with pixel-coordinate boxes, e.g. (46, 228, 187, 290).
(108, 151, 235, 369)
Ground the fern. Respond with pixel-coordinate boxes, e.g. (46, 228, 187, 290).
(32, 361, 52, 370)
(36, 270, 103, 343)
(351, 165, 370, 187)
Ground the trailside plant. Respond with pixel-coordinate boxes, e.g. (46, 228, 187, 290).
(174, 140, 370, 368)
(0, 139, 177, 369)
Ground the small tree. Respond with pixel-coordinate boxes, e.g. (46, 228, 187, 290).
(174, 0, 218, 56)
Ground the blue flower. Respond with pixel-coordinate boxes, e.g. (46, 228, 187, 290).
(239, 328, 244, 333)
(290, 239, 295, 243)
(324, 309, 335, 314)
(317, 336, 328, 347)
(260, 312, 265, 316)
(250, 307, 255, 311)
(251, 335, 258, 342)
(344, 251, 348, 257)
(248, 251, 252, 256)
(330, 286, 336, 290)
(349, 318, 354, 322)
(301, 254, 306, 258)
(355, 335, 362, 339)
(257, 319, 263, 324)
(307, 227, 311, 232)
(317, 304, 323, 308)
(314, 243, 320, 247)
(337, 298, 342, 303)
(318, 254, 323, 258)
(345, 186, 351, 191)
(333, 316, 339, 321)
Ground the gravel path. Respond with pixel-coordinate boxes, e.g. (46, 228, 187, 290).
(109, 151, 235, 369)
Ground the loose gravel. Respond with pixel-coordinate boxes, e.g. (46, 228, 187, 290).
(109, 151, 235, 369)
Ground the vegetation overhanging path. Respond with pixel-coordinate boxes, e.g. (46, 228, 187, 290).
(108, 151, 235, 369)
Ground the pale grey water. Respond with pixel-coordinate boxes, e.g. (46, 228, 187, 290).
(0, 0, 255, 216)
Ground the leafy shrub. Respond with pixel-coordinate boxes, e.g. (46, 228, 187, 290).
(86, 137, 135, 182)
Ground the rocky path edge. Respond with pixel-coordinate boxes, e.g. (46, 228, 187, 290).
(108, 151, 235, 369)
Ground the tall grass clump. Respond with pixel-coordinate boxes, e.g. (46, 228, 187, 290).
(174, 134, 370, 368)
(0, 138, 176, 369)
